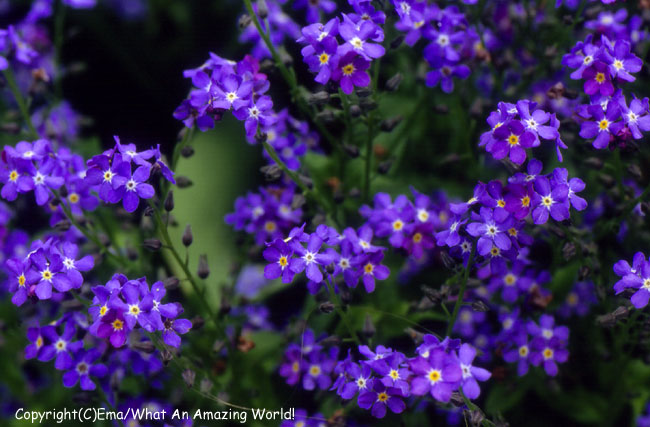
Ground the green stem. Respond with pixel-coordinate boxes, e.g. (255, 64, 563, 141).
(446, 242, 476, 336)
(262, 140, 310, 194)
(363, 116, 375, 201)
(325, 277, 361, 346)
(55, 192, 132, 270)
(3, 68, 38, 138)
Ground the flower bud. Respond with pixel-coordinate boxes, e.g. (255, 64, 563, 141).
(319, 302, 335, 314)
(307, 91, 330, 106)
(356, 87, 372, 98)
(385, 73, 402, 91)
(191, 315, 205, 330)
(390, 35, 404, 50)
(362, 314, 375, 339)
(260, 164, 282, 181)
(182, 224, 193, 247)
(132, 341, 156, 354)
(198, 254, 210, 279)
(164, 190, 174, 212)
(238, 14, 252, 29)
(343, 144, 360, 158)
(180, 145, 194, 158)
(182, 369, 196, 388)
(471, 300, 490, 312)
(380, 116, 403, 132)
(144, 238, 162, 251)
(257, 0, 268, 19)
(377, 160, 392, 174)
(200, 378, 213, 393)
(164, 276, 180, 290)
(176, 176, 193, 188)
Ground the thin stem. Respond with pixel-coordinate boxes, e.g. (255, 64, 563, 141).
(446, 242, 476, 336)
(325, 277, 361, 346)
(262, 140, 310, 194)
(3, 68, 38, 138)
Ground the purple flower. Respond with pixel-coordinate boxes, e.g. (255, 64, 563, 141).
(425, 59, 470, 94)
(615, 260, 650, 309)
(40, 321, 83, 370)
(108, 281, 154, 330)
(6, 257, 35, 306)
(338, 17, 385, 60)
(353, 250, 390, 293)
(619, 96, 650, 139)
(212, 74, 253, 111)
(62, 349, 108, 391)
(302, 38, 339, 85)
(26, 248, 72, 300)
(289, 234, 335, 283)
(25, 326, 47, 360)
(503, 331, 531, 376)
(579, 102, 623, 149)
(531, 176, 569, 224)
(605, 39, 642, 82)
(490, 119, 535, 164)
(85, 155, 126, 203)
(96, 309, 129, 348)
(55, 241, 94, 288)
(583, 62, 614, 96)
(458, 344, 491, 399)
(358, 379, 406, 418)
(113, 163, 155, 212)
(233, 96, 275, 138)
(409, 348, 462, 402)
(331, 52, 370, 95)
(162, 316, 192, 348)
(466, 207, 513, 257)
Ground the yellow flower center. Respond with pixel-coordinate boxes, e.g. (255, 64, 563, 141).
(428, 369, 442, 383)
(112, 319, 124, 331)
(613, 60, 623, 70)
(413, 233, 423, 243)
(389, 369, 399, 379)
(292, 361, 299, 372)
(99, 305, 108, 316)
(129, 305, 140, 315)
(36, 337, 43, 348)
(542, 196, 553, 207)
(497, 199, 506, 208)
(68, 193, 80, 204)
(595, 72, 606, 83)
(377, 392, 389, 402)
(9, 170, 18, 182)
(504, 273, 516, 286)
(364, 263, 374, 274)
(543, 348, 554, 359)
(521, 195, 530, 207)
(490, 246, 501, 257)
(519, 345, 529, 357)
(309, 365, 321, 376)
(264, 221, 277, 232)
(598, 119, 609, 130)
(567, 292, 578, 305)
(508, 134, 519, 146)
(319, 53, 329, 64)
(41, 269, 52, 281)
(342, 64, 355, 76)
(508, 227, 518, 237)
(278, 256, 288, 267)
(392, 220, 404, 231)
(18, 274, 26, 287)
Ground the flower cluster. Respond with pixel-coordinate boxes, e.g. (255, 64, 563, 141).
(84, 137, 173, 212)
(279, 329, 339, 391)
(225, 184, 303, 246)
(6, 236, 94, 304)
(240, 1, 300, 59)
(264, 223, 390, 294)
(479, 100, 564, 164)
(297, 3, 386, 94)
(25, 318, 108, 391)
(89, 274, 191, 348)
(393, 2, 476, 93)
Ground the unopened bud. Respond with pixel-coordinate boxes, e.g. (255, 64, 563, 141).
(433, 104, 449, 114)
(356, 87, 372, 98)
(164, 191, 174, 212)
(307, 91, 330, 106)
(343, 144, 360, 158)
(182, 369, 196, 388)
(260, 164, 282, 181)
(562, 242, 576, 260)
(191, 315, 204, 330)
(385, 73, 402, 91)
(349, 104, 362, 117)
(471, 300, 490, 312)
(239, 14, 252, 29)
(132, 341, 156, 354)
(200, 378, 213, 393)
(377, 160, 392, 175)
(180, 145, 194, 158)
(380, 116, 403, 132)
(54, 220, 71, 232)
(257, 0, 268, 19)
(182, 225, 193, 247)
(319, 302, 335, 314)
(164, 276, 180, 290)
(584, 157, 603, 169)
(359, 98, 377, 112)
(161, 348, 173, 365)
(143, 238, 162, 251)
(198, 254, 210, 279)
(316, 110, 336, 123)
(628, 163, 643, 181)
(362, 314, 375, 339)
(176, 176, 193, 188)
